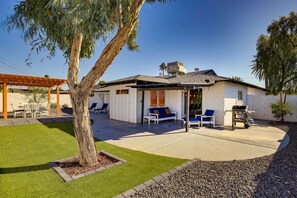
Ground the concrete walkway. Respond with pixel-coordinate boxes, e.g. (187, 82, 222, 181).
(91, 113, 290, 161)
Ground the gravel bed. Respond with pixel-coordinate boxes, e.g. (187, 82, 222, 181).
(132, 122, 297, 197)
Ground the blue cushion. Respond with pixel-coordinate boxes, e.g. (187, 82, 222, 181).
(184, 117, 199, 122)
(196, 116, 211, 122)
(205, 109, 214, 116)
(159, 114, 175, 118)
(158, 107, 166, 115)
(149, 108, 156, 113)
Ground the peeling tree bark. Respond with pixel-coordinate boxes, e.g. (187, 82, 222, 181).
(67, 0, 145, 167)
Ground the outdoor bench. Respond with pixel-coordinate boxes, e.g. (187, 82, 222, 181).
(148, 107, 177, 124)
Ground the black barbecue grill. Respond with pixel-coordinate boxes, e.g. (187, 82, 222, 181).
(232, 105, 254, 129)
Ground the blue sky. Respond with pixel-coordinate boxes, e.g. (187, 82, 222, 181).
(0, 0, 296, 88)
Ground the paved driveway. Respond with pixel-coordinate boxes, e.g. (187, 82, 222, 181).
(91, 113, 289, 161)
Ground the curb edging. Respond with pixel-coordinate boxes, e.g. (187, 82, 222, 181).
(113, 158, 199, 198)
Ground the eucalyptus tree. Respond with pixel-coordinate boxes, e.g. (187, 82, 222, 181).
(159, 62, 167, 76)
(3, 0, 167, 167)
(252, 11, 297, 122)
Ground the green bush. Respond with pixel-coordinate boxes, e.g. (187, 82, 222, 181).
(50, 103, 57, 109)
(270, 100, 294, 121)
(62, 104, 69, 109)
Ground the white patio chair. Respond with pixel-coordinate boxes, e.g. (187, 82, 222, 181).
(195, 109, 215, 127)
(34, 104, 43, 117)
(11, 104, 24, 118)
(23, 104, 34, 118)
(39, 103, 51, 116)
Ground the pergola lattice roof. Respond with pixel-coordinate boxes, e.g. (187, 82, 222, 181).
(0, 73, 67, 87)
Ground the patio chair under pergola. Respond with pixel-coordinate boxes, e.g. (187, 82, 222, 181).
(0, 73, 67, 120)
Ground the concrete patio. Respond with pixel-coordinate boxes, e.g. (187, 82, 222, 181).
(91, 113, 289, 161)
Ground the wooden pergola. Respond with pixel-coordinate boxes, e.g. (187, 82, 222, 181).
(0, 73, 67, 120)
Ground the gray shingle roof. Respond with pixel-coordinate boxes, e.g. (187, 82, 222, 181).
(97, 71, 266, 91)
(103, 75, 168, 85)
(167, 72, 226, 85)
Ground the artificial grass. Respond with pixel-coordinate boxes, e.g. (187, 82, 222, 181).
(0, 122, 186, 198)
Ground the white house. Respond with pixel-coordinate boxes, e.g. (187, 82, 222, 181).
(90, 61, 266, 126)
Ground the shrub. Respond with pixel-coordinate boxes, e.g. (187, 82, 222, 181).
(270, 100, 295, 121)
(62, 104, 69, 109)
(50, 103, 57, 109)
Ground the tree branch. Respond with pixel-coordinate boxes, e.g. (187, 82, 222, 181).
(79, 0, 145, 93)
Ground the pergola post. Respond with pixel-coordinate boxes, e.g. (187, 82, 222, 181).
(3, 82, 7, 120)
(48, 87, 51, 116)
(141, 90, 145, 124)
(56, 86, 60, 116)
(185, 89, 190, 132)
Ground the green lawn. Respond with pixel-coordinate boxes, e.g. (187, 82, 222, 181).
(0, 122, 186, 198)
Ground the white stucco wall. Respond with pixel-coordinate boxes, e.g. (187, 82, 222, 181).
(0, 93, 71, 112)
(248, 94, 297, 122)
(108, 84, 137, 123)
(89, 92, 102, 108)
(202, 82, 261, 126)
(89, 91, 110, 110)
(165, 90, 183, 119)
(137, 90, 183, 122)
(202, 82, 225, 125)
(223, 82, 248, 126)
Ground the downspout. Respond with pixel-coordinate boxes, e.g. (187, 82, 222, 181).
(185, 89, 190, 132)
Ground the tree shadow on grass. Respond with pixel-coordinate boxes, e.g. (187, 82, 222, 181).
(41, 120, 102, 142)
(0, 163, 50, 174)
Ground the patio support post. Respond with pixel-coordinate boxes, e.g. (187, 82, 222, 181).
(56, 86, 60, 116)
(3, 82, 7, 120)
(141, 90, 145, 124)
(48, 87, 51, 115)
(186, 89, 190, 132)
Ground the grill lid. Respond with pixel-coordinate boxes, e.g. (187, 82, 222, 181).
(232, 105, 247, 110)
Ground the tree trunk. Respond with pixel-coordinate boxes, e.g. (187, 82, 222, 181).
(280, 92, 284, 122)
(66, 0, 145, 167)
(70, 91, 98, 166)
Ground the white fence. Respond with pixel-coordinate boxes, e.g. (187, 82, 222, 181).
(0, 93, 72, 112)
(247, 94, 297, 122)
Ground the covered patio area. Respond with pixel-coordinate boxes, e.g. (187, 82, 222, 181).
(0, 73, 67, 120)
(91, 113, 289, 161)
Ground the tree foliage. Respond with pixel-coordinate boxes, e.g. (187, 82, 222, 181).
(159, 62, 167, 76)
(231, 76, 243, 82)
(4, 1, 134, 63)
(25, 87, 47, 104)
(252, 11, 297, 122)
(252, 11, 297, 93)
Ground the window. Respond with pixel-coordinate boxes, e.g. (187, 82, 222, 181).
(150, 90, 165, 107)
(116, 89, 129, 95)
(238, 90, 243, 101)
(150, 90, 158, 107)
(159, 90, 165, 106)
